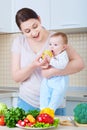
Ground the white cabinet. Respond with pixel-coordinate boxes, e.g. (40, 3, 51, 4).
(1, 0, 87, 33)
(0, 0, 12, 32)
(12, 0, 50, 32)
(50, 0, 87, 30)
(0, 0, 50, 33)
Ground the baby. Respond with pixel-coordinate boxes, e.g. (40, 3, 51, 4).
(40, 32, 69, 112)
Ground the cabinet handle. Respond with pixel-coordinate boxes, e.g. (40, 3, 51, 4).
(61, 24, 79, 27)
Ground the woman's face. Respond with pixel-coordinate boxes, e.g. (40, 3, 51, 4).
(20, 18, 43, 42)
(49, 36, 66, 56)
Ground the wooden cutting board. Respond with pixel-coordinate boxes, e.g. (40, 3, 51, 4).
(75, 121, 87, 127)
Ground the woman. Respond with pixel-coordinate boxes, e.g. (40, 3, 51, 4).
(11, 8, 84, 115)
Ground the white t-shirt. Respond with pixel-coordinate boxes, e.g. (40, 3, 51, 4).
(11, 34, 49, 108)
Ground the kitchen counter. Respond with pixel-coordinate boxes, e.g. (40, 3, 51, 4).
(0, 125, 87, 130)
(66, 87, 87, 102)
(0, 87, 87, 101)
(66, 92, 87, 102)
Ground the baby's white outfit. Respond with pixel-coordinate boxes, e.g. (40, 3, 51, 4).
(40, 51, 69, 111)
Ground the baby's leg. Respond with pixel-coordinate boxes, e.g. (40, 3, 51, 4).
(40, 79, 49, 109)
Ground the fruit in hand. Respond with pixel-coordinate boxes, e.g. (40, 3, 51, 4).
(42, 50, 53, 59)
(37, 113, 54, 124)
(74, 103, 87, 124)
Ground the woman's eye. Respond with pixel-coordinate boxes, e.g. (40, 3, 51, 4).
(33, 24, 38, 29)
(25, 29, 30, 33)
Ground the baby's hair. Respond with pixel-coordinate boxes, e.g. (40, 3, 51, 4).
(51, 32, 68, 44)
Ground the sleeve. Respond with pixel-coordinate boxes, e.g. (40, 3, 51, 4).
(11, 36, 21, 53)
(50, 51, 69, 69)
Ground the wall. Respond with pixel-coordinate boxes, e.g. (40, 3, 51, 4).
(0, 32, 87, 88)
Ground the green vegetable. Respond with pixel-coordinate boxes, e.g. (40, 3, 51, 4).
(73, 103, 87, 124)
(26, 110, 40, 118)
(4, 107, 26, 128)
(0, 102, 8, 116)
(33, 118, 60, 128)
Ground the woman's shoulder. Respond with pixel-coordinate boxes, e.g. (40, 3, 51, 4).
(12, 34, 26, 52)
(14, 33, 25, 42)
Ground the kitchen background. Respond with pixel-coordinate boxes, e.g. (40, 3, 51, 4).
(0, 0, 87, 115)
(0, 32, 87, 88)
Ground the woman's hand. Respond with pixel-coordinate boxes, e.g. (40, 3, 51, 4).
(36, 55, 50, 69)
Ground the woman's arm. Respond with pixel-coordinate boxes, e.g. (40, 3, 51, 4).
(11, 53, 48, 82)
(41, 44, 85, 78)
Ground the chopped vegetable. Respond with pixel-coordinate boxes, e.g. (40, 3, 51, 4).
(73, 103, 87, 124)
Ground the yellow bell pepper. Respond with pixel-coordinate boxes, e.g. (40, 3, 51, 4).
(40, 108, 54, 118)
(26, 114, 35, 123)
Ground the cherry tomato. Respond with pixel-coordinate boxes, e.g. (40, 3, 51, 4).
(0, 116, 5, 126)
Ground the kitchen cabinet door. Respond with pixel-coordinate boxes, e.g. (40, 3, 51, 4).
(0, 0, 12, 32)
(0, 0, 50, 33)
(50, 0, 87, 30)
(12, 0, 50, 32)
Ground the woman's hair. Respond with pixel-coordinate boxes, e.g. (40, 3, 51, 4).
(51, 32, 68, 44)
(16, 8, 38, 29)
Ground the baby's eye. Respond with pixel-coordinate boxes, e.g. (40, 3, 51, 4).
(49, 43, 52, 46)
(54, 44, 58, 46)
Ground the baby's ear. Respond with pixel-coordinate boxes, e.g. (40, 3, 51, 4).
(63, 44, 67, 50)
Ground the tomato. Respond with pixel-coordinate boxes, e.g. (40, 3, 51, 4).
(23, 118, 29, 123)
(0, 116, 5, 126)
(26, 122, 34, 127)
(37, 113, 54, 124)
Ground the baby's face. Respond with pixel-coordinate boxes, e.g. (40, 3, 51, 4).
(49, 36, 66, 56)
